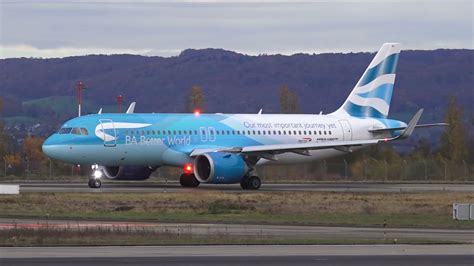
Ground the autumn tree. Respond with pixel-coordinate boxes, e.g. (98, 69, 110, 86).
(279, 85, 300, 114)
(22, 136, 47, 165)
(0, 97, 6, 160)
(440, 96, 468, 162)
(188, 85, 204, 113)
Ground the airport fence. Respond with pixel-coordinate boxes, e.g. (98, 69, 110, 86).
(0, 157, 473, 182)
(259, 158, 474, 182)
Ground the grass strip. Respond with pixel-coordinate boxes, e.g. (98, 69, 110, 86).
(1, 191, 473, 229)
(0, 228, 460, 247)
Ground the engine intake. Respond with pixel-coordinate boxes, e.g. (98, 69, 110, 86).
(194, 152, 247, 184)
(102, 166, 157, 180)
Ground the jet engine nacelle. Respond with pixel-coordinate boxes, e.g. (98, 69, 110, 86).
(193, 152, 247, 184)
(101, 166, 157, 180)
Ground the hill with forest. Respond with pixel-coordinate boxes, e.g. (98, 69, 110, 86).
(0, 48, 473, 141)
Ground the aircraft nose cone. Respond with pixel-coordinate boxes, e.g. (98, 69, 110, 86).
(42, 136, 59, 159)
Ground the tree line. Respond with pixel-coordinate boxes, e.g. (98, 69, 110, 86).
(0, 85, 473, 177)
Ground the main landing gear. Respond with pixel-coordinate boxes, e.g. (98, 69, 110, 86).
(240, 175, 261, 190)
(180, 173, 200, 188)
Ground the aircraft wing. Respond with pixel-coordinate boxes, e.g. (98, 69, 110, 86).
(189, 139, 381, 158)
(190, 109, 426, 158)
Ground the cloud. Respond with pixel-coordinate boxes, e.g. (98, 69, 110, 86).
(0, 45, 161, 59)
(0, 2, 472, 58)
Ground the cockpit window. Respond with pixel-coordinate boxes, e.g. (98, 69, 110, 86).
(58, 127, 72, 134)
(71, 128, 82, 135)
(58, 127, 88, 135)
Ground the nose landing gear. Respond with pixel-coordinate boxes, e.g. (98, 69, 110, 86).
(88, 165, 102, 189)
(88, 178, 102, 188)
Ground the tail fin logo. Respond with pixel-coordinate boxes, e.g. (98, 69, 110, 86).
(340, 43, 401, 119)
(95, 122, 151, 141)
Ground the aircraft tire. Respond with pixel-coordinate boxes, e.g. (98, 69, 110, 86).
(180, 174, 200, 188)
(88, 179, 101, 189)
(247, 176, 261, 190)
(240, 176, 249, 190)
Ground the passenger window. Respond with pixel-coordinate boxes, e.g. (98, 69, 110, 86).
(329, 131, 332, 135)
(319, 131, 322, 135)
(324, 131, 327, 135)
(289, 131, 292, 135)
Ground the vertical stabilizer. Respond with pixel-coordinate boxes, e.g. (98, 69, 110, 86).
(333, 43, 401, 118)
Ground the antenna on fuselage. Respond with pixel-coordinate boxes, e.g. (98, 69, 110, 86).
(98, 108, 102, 114)
(126, 102, 136, 114)
(258, 109, 263, 115)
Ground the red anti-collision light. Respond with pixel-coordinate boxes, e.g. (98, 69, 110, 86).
(193, 109, 201, 116)
(183, 163, 193, 174)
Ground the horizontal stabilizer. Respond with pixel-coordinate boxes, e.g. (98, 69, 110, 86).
(369, 122, 448, 133)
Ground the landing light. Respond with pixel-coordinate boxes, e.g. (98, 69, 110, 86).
(93, 170, 103, 179)
(183, 163, 193, 174)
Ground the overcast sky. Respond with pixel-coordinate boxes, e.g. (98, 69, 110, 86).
(0, 1, 472, 58)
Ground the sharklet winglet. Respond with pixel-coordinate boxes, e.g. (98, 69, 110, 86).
(126, 102, 136, 114)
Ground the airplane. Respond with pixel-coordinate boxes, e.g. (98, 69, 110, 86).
(42, 43, 446, 189)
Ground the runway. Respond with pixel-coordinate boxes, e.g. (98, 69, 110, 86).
(15, 182, 474, 193)
(1, 245, 473, 265)
(1, 218, 473, 243)
(3, 255, 474, 266)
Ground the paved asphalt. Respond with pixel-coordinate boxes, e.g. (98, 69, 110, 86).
(2, 255, 473, 266)
(1, 218, 473, 243)
(1, 245, 473, 265)
(15, 182, 474, 193)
